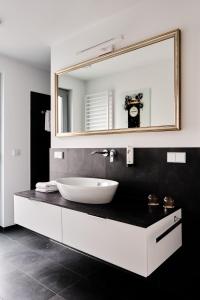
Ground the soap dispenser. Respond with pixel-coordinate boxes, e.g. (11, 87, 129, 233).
(126, 146, 134, 167)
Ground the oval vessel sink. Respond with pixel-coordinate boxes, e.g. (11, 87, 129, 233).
(56, 177, 119, 204)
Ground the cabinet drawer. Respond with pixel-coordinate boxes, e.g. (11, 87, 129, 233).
(14, 196, 62, 242)
(62, 209, 148, 277)
(105, 219, 148, 276)
(62, 208, 109, 259)
(147, 209, 182, 275)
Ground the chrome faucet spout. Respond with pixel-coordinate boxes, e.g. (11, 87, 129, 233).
(90, 149, 109, 157)
(91, 151, 105, 155)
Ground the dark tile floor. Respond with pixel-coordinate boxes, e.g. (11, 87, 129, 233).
(0, 225, 198, 299)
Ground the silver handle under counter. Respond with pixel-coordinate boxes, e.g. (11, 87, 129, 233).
(156, 217, 182, 243)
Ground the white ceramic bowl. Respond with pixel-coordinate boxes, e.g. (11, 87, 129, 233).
(56, 177, 119, 204)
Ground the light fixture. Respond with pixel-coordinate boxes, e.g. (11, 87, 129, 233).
(76, 35, 124, 56)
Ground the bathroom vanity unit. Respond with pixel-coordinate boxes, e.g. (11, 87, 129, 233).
(14, 191, 182, 277)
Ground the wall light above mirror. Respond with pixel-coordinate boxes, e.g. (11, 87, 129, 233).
(55, 29, 180, 136)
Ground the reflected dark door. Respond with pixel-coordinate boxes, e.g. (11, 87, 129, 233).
(31, 91, 51, 189)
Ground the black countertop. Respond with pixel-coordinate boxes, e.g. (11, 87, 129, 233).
(15, 190, 180, 228)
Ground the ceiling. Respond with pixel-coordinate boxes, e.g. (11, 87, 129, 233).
(0, 0, 137, 71)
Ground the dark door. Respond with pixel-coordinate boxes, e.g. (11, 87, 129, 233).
(31, 91, 51, 189)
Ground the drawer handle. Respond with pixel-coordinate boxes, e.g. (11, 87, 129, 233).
(156, 218, 182, 243)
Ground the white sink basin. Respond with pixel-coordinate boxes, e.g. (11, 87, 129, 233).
(56, 177, 119, 204)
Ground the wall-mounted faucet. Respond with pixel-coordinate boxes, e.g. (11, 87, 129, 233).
(91, 149, 117, 163)
(91, 149, 109, 157)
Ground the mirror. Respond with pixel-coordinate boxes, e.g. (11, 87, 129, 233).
(55, 29, 180, 136)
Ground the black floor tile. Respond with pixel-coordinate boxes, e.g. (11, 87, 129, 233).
(0, 225, 198, 299)
(0, 244, 53, 275)
(0, 234, 20, 255)
(53, 247, 105, 277)
(88, 262, 144, 294)
(58, 279, 106, 300)
(2, 225, 38, 243)
(28, 260, 80, 293)
(0, 256, 17, 276)
(49, 294, 66, 300)
(19, 234, 65, 259)
(0, 269, 54, 300)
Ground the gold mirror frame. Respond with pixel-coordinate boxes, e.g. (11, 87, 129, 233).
(55, 29, 181, 137)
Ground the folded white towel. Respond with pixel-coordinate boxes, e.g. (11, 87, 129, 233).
(36, 181, 57, 189)
(35, 187, 58, 193)
(37, 186, 57, 191)
(45, 110, 51, 132)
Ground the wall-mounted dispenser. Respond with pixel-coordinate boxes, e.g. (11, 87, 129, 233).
(126, 146, 134, 166)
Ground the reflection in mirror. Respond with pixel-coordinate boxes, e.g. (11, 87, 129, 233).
(58, 88, 71, 132)
(55, 30, 180, 136)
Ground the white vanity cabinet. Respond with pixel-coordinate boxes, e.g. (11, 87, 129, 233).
(62, 209, 110, 261)
(62, 207, 182, 277)
(14, 196, 62, 242)
(147, 209, 182, 275)
(103, 219, 147, 276)
(14, 195, 182, 277)
(62, 209, 147, 276)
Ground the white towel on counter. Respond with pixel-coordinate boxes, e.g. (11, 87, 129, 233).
(35, 180, 58, 193)
(36, 181, 57, 189)
(35, 187, 57, 193)
(45, 110, 51, 132)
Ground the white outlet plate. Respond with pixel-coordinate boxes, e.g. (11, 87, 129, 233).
(175, 152, 186, 163)
(167, 152, 176, 163)
(54, 151, 64, 159)
(167, 152, 186, 163)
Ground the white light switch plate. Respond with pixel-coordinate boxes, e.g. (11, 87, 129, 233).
(175, 152, 186, 163)
(167, 152, 186, 163)
(54, 151, 64, 159)
(12, 149, 21, 157)
(167, 152, 176, 163)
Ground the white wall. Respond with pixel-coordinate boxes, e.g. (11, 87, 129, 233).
(0, 54, 50, 227)
(85, 60, 174, 128)
(51, 0, 200, 148)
